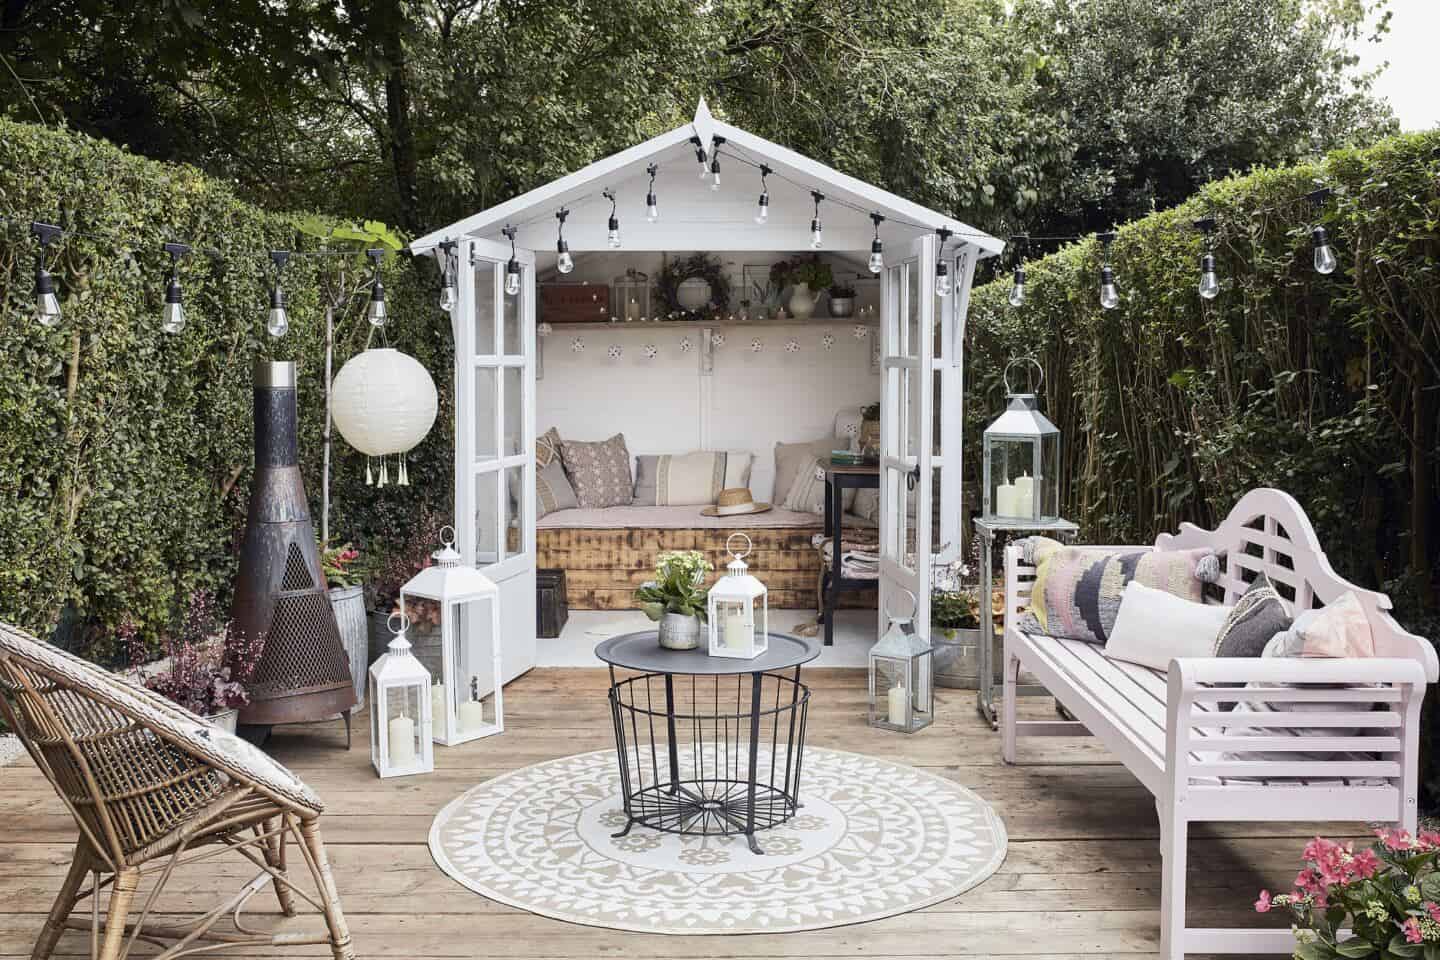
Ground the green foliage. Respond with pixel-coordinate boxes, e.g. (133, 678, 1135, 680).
(0, 118, 451, 656)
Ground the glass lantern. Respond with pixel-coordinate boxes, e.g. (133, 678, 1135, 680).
(369, 612, 434, 778)
(982, 358, 1061, 522)
(611, 268, 651, 322)
(400, 525, 504, 746)
(868, 588, 934, 733)
(707, 533, 769, 659)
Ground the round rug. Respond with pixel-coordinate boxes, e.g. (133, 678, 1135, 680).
(428, 747, 1007, 934)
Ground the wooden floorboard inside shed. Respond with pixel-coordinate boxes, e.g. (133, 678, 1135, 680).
(0, 667, 1344, 957)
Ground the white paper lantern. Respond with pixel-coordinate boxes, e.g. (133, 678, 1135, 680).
(331, 348, 438, 456)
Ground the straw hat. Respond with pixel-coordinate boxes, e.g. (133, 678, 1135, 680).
(700, 488, 772, 517)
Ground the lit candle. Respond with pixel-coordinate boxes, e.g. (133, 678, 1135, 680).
(431, 683, 446, 726)
(995, 482, 1017, 517)
(458, 698, 486, 733)
(389, 713, 416, 766)
(887, 683, 908, 727)
(723, 613, 750, 652)
(1014, 473, 1034, 518)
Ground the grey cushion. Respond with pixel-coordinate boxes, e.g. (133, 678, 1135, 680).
(559, 434, 634, 508)
(1213, 573, 1292, 658)
(536, 459, 578, 517)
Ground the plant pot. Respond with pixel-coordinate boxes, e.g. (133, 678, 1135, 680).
(657, 612, 702, 651)
(329, 585, 368, 709)
(787, 282, 818, 321)
(208, 708, 240, 734)
(932, 626, 982, 689)
(828, 296, 855, 318)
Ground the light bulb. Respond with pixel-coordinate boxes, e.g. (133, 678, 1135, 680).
(754, 192, 769, 224)
(697, 153, 708, 179)
(1312, 227, 1336, 275)
(1008, 267, 1026, 307)
(607, 215, 621, 249)
(162, 277, 186, 334)
(646, 193, 658, 222)
(710, 157, 722, 191)
(33, 267, 61, 327)
(868, 239, 884, 275)
(439, 282, 456, 312)
(1099, 267, 1119, 310)
(366, 277, 387, 326)
(810, 218, 823, 249)
(267, 287, 289, 337)
(1198, 254, 1219, 300)
(557, 247, 574, 275)
(934, 262, 952, 298)
(505, 261, 522, 295)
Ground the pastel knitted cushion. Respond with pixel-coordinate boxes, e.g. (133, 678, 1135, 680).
(1019, 537, 1218, 645)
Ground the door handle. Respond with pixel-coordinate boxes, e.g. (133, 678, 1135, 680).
(906, 463, 920, 491)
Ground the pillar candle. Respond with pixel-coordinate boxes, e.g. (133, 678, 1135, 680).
(1014, 473, 1034, 517)
(458, 698, 486, 732)
(388, 713, 416, 766)
(723, 613, 750, 651)
(887, 683, 908, 727)
(995, 482, 1017, 516)
(430, 683, 446, 726)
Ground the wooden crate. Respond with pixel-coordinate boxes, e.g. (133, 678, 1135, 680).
(539, 283, 611, 324)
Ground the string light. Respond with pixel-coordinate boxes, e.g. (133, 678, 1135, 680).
(935, 228, 953, 298)
(30, 221, 62, 327)
(267, 251, 290, 337)
(809, 191, 824, 249)
(1193, 218, 1219, 300)
(709, 136, 725, 191)
(1307, 188, 1337, 275)
(437, 240, 457, 312)
(645, 163, 659, 222)
(1008, 235, 1027, 307)
(503, 225, 522, 295)
(365, 248, 387, 326)
(1097, 231, 1119, 310)
(555, 207, 574, 274)
(691, 135, 708, 179)
(161, 242, 191, 334)
(868, 213, 885, 274)
(754, 164, 771, 224)
(603, 189, 621, 249)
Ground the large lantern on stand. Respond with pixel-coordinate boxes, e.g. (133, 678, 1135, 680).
(868, 587, 934, 733)
(400, 526, 504, 745)
(982, 358, 1061, 522)
(707, 533, 768, 659)
(369, 613, 434, 778)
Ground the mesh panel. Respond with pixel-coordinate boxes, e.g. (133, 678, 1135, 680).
(248, 592, 352, 699)
(281, 543, 314, 591)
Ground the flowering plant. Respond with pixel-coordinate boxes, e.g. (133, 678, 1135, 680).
(635, 550, 713, 622)
(127, 591, 266, 717)
(1256, 830, 1440, 958)
(931, 538, 982, 634)
(319, 540, 366, 589)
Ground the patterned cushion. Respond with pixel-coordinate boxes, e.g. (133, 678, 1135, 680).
(1213, 573, 1292, 658)
(559, 434, 634, 508)
(774, 437, 843, 505)
(535, 459, 578, 518)
(782, 454, 828, 515)
(632, 451, 754, 506)
(1019, 538, 1218, 645)
(537, 426, 563, 467)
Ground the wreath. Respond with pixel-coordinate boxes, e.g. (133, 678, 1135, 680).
(656, 252, 731, 322)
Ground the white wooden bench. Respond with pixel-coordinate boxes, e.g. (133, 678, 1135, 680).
(999, 488, 1437, 959)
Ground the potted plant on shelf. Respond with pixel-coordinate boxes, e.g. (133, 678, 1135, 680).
(635, 550, 713, 650)
(828, 282, 857, 318)
(126, 591, 266, 733)
(321, 540, 370, 706)
(771, 256, 833, 321)
(930, 542, 982, 688)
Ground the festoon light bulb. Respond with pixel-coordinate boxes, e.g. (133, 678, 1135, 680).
(1198, 254, 1220, 300)
(555, 208, 574, 275)
(867, 213, 885, 274)
(1008, 266, 1026, 307)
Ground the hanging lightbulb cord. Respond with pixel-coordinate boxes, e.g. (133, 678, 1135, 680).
(436, 239, 458, 313)
(868, 213, 886, 274)
(754, 164, 772, 224)
(603, 189, 621, 249)
(690, 134, 708, 179)
(267, 250, 291, 338)
(645, 163, 659, 222)
(502, 224, 522, 295)
(554, 207, 574, 274)
(30, 221, 63, 327)
(934, 228, 954, 297)
(161, 242, 192, 333)
(1097, 232, 1119, 310)
(1306, 188, 1338, 275)
(809, 190, 825, 249)
(1007, 235, 1027, 307)
(708, 135, 725, 191)
(1192, 218, 1219, 301)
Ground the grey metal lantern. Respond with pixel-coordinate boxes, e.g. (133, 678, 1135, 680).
(611, 268, 651, 322)
(867, 588, 934, 733)
(983, 358, 1061, 523)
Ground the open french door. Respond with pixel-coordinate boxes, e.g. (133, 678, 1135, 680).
(455, 237, 537, 686)
(878, 234, 938, 641)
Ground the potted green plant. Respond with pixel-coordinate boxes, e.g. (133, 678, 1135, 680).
(828, 282, 857, 318)
(321, 540, 370, 705)
(771, 256, 833, 320)
(635, 550, 713, 650)
(930, 541, 983, 688)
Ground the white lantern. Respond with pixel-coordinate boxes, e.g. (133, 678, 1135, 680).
(983, 358, 1061, 523)
(368, 613, 434, 778)
(331, 347, 438, 457)
(867, 588, 934, 734)
(706, 533, 769, 659)
(400, 525, 503, 746)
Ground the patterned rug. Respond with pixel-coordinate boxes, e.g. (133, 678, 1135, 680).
(428, 747, 1007, 934)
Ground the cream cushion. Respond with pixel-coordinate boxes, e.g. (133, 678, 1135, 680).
(1102, 581, 1231, 672)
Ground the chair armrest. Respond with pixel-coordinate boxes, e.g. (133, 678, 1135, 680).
(1168, 656, 1427, 689)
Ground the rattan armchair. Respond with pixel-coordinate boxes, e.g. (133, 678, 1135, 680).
(0, 623, 355, 960)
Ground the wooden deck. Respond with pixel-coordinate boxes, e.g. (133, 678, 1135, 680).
(0, 668, 1342, 958)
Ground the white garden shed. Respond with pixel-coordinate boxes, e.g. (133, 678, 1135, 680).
(410, 99, 1002, 682)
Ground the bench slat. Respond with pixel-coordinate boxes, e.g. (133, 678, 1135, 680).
(1189, 710, 1401, 729)
(1190, 760, 1400, 779)
(1197, 736, 1401, 753)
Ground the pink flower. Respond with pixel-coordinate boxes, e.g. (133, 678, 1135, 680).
(1295, 869, 1321, 894)
(1376, 828, 1414, 851)
(1403, 917, 1423, 944)
(1427, 902, 1440, 924)
(1419, 831, 1440, 852)
(1254, 890, 1272, 914)
(1351, 848, 1381, 879)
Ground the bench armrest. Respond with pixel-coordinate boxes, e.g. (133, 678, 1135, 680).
(1168, 656, 1427, 688)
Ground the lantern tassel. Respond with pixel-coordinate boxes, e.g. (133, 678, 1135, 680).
(366, 459, 374, 486)
(400, 456, 410, 486)
(379, 456, 389, 487)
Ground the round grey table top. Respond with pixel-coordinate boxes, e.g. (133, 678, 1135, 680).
(594, 630, 819, 675)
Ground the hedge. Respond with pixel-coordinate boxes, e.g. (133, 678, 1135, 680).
(0, 119, 452, 656)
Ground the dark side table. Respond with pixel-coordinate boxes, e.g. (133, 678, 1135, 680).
(595, 631, 818, 854)
(821, 460, 880, 646)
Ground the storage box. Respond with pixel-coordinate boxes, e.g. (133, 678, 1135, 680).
(540, 283, 611, 324)
(537, 569, 569, 638)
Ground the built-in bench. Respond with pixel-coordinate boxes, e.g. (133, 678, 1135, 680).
(1000, 488, 1437, 959)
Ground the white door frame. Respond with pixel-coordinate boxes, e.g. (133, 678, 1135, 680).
(936, 244, 978, 561)
(454, 236, 538, 684)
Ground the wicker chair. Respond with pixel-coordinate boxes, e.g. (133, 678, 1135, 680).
(0, 623, 355, 960)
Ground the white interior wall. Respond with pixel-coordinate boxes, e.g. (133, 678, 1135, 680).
(537, 252, 881, 501)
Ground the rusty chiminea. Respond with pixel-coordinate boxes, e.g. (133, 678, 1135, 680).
(234, 360, 355, 736)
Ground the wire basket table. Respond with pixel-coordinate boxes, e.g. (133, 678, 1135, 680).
(595, 631, 819, 854)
